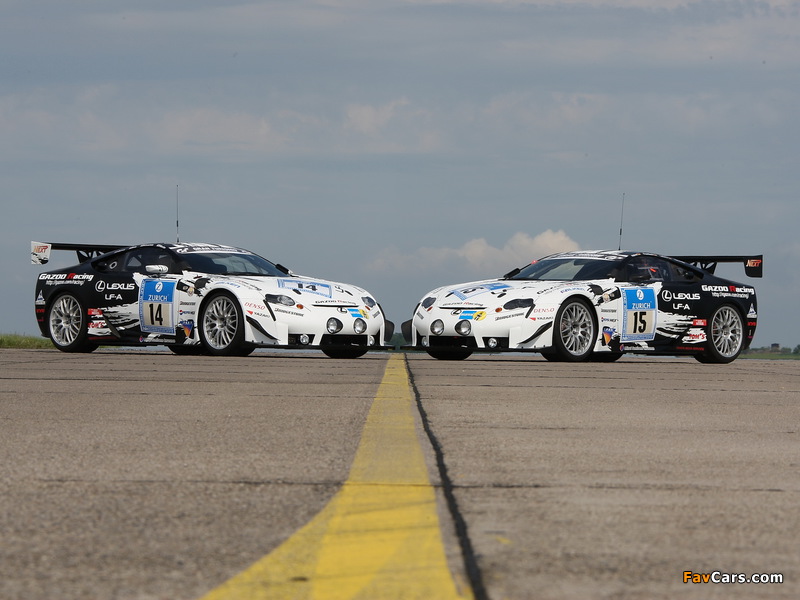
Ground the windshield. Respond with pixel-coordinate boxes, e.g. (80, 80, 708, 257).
(180, 251, 287, 276)
(510, 257, 621, 281)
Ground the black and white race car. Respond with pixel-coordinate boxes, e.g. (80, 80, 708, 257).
(32, 241, 393, 358)
(402, 250, 761, 363)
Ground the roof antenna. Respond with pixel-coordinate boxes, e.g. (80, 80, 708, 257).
(176, 184, 180, 243)
(617, 192, 625, 250)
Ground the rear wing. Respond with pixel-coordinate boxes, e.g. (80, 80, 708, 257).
(31, 241, 126, 265)
(672, 254, 763, 278)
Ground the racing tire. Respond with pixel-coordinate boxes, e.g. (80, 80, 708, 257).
(425, 347, 473, 361)
(46, 293, 98, 353)
(321, 346, 369, 359)
(552, 297, 597, 362)
(695, 305, 744, 364)
(199, 292, 247, 356)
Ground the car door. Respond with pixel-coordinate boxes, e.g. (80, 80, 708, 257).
(93, 246, 181, 341)
(90, 249, 142, 337)
(131, 247, 185, 342)
(613, 256, 662, 348)
(656, 259, 706, 348)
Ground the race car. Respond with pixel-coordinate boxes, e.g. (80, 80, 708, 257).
(32, 241, 393, 358)
(402, 250, 761, 363)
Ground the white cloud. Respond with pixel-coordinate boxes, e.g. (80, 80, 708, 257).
(345, 98, 410, 135)
(149, 108, 285, 155)
(368, 230, 580, 275)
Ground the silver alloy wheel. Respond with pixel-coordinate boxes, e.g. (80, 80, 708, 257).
(559, 301, 594, 356)
(49, 294, 83, 347)
(710, 305, 743, 359)
(202, 294, 240, 351)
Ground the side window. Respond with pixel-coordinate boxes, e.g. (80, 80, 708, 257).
(113, 248, 178, 274)
(98, 251, 130, 273)
(623, 257, 672, 282)
(667, 261, 701, 283)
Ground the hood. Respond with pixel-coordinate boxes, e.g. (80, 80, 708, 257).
(201, 272, 373, 307)
(423, 278, 590, 309)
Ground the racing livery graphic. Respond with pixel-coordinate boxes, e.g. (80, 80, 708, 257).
(402, 250, 761, 363)
(32, 241, 392, 358)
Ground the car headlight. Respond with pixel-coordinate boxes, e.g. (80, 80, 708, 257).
(422, 297, 437, 309)
(265, 294, 296, 306)
(353, 318, 367, 334)
(327, 318, 343, 334)
(502, 298, 534, 310)
(430, 319, 444, 335)
(455, 320, 472, 336)
(362, 296, 377, 309)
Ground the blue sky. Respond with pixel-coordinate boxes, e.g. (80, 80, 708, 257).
(2, 0, 798, 347)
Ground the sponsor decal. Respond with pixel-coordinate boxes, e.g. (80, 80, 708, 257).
(96, 280, 136, 292)
(701, 284, 755, 299)
(621, 287, 657, 342)
(179, 319, 195, 337)
(448, 283, 510, 301)
(454, 310, 486, 321)
(139, 279, 176, 334)
(279, 279, 332, 298)
(495, 313, 521, 322)
(244, 302, 267, 311)
(661, 290, 700, 302)
(275, 307, 305, 318)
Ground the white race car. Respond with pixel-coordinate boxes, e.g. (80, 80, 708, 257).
(33, 241, 393, 358)
(402, 250, 761, 363)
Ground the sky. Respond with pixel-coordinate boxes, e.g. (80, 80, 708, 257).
(2, 0, 798, 347)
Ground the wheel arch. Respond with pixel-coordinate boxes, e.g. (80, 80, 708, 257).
(548, 293, 601, 361)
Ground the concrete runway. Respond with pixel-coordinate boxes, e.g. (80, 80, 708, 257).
(1, 348, 798, 599)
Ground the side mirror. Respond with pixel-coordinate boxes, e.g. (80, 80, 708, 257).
(146, 264, 169, 275)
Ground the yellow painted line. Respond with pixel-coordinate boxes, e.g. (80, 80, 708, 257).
(199, 354, 472, 600)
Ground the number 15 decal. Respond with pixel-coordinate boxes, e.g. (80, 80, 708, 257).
(621, 287, 657, 341)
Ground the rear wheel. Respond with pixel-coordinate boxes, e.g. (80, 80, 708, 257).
(46, 293, 97, 353)
(321, 346, 369, 359)
(696, 305, 744, 364)
(552, 298, 596, 362)
(425, 347, 473, 361)
(199, 292, 247, 356)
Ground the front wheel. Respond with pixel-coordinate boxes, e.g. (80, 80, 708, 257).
(46, 293, 97, 353)
(551, 298, 597, 362)
(199, 292, 247, 356)
(696, 305, 744, 364)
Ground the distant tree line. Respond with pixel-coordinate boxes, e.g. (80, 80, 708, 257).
(744, 344, 800, 355)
